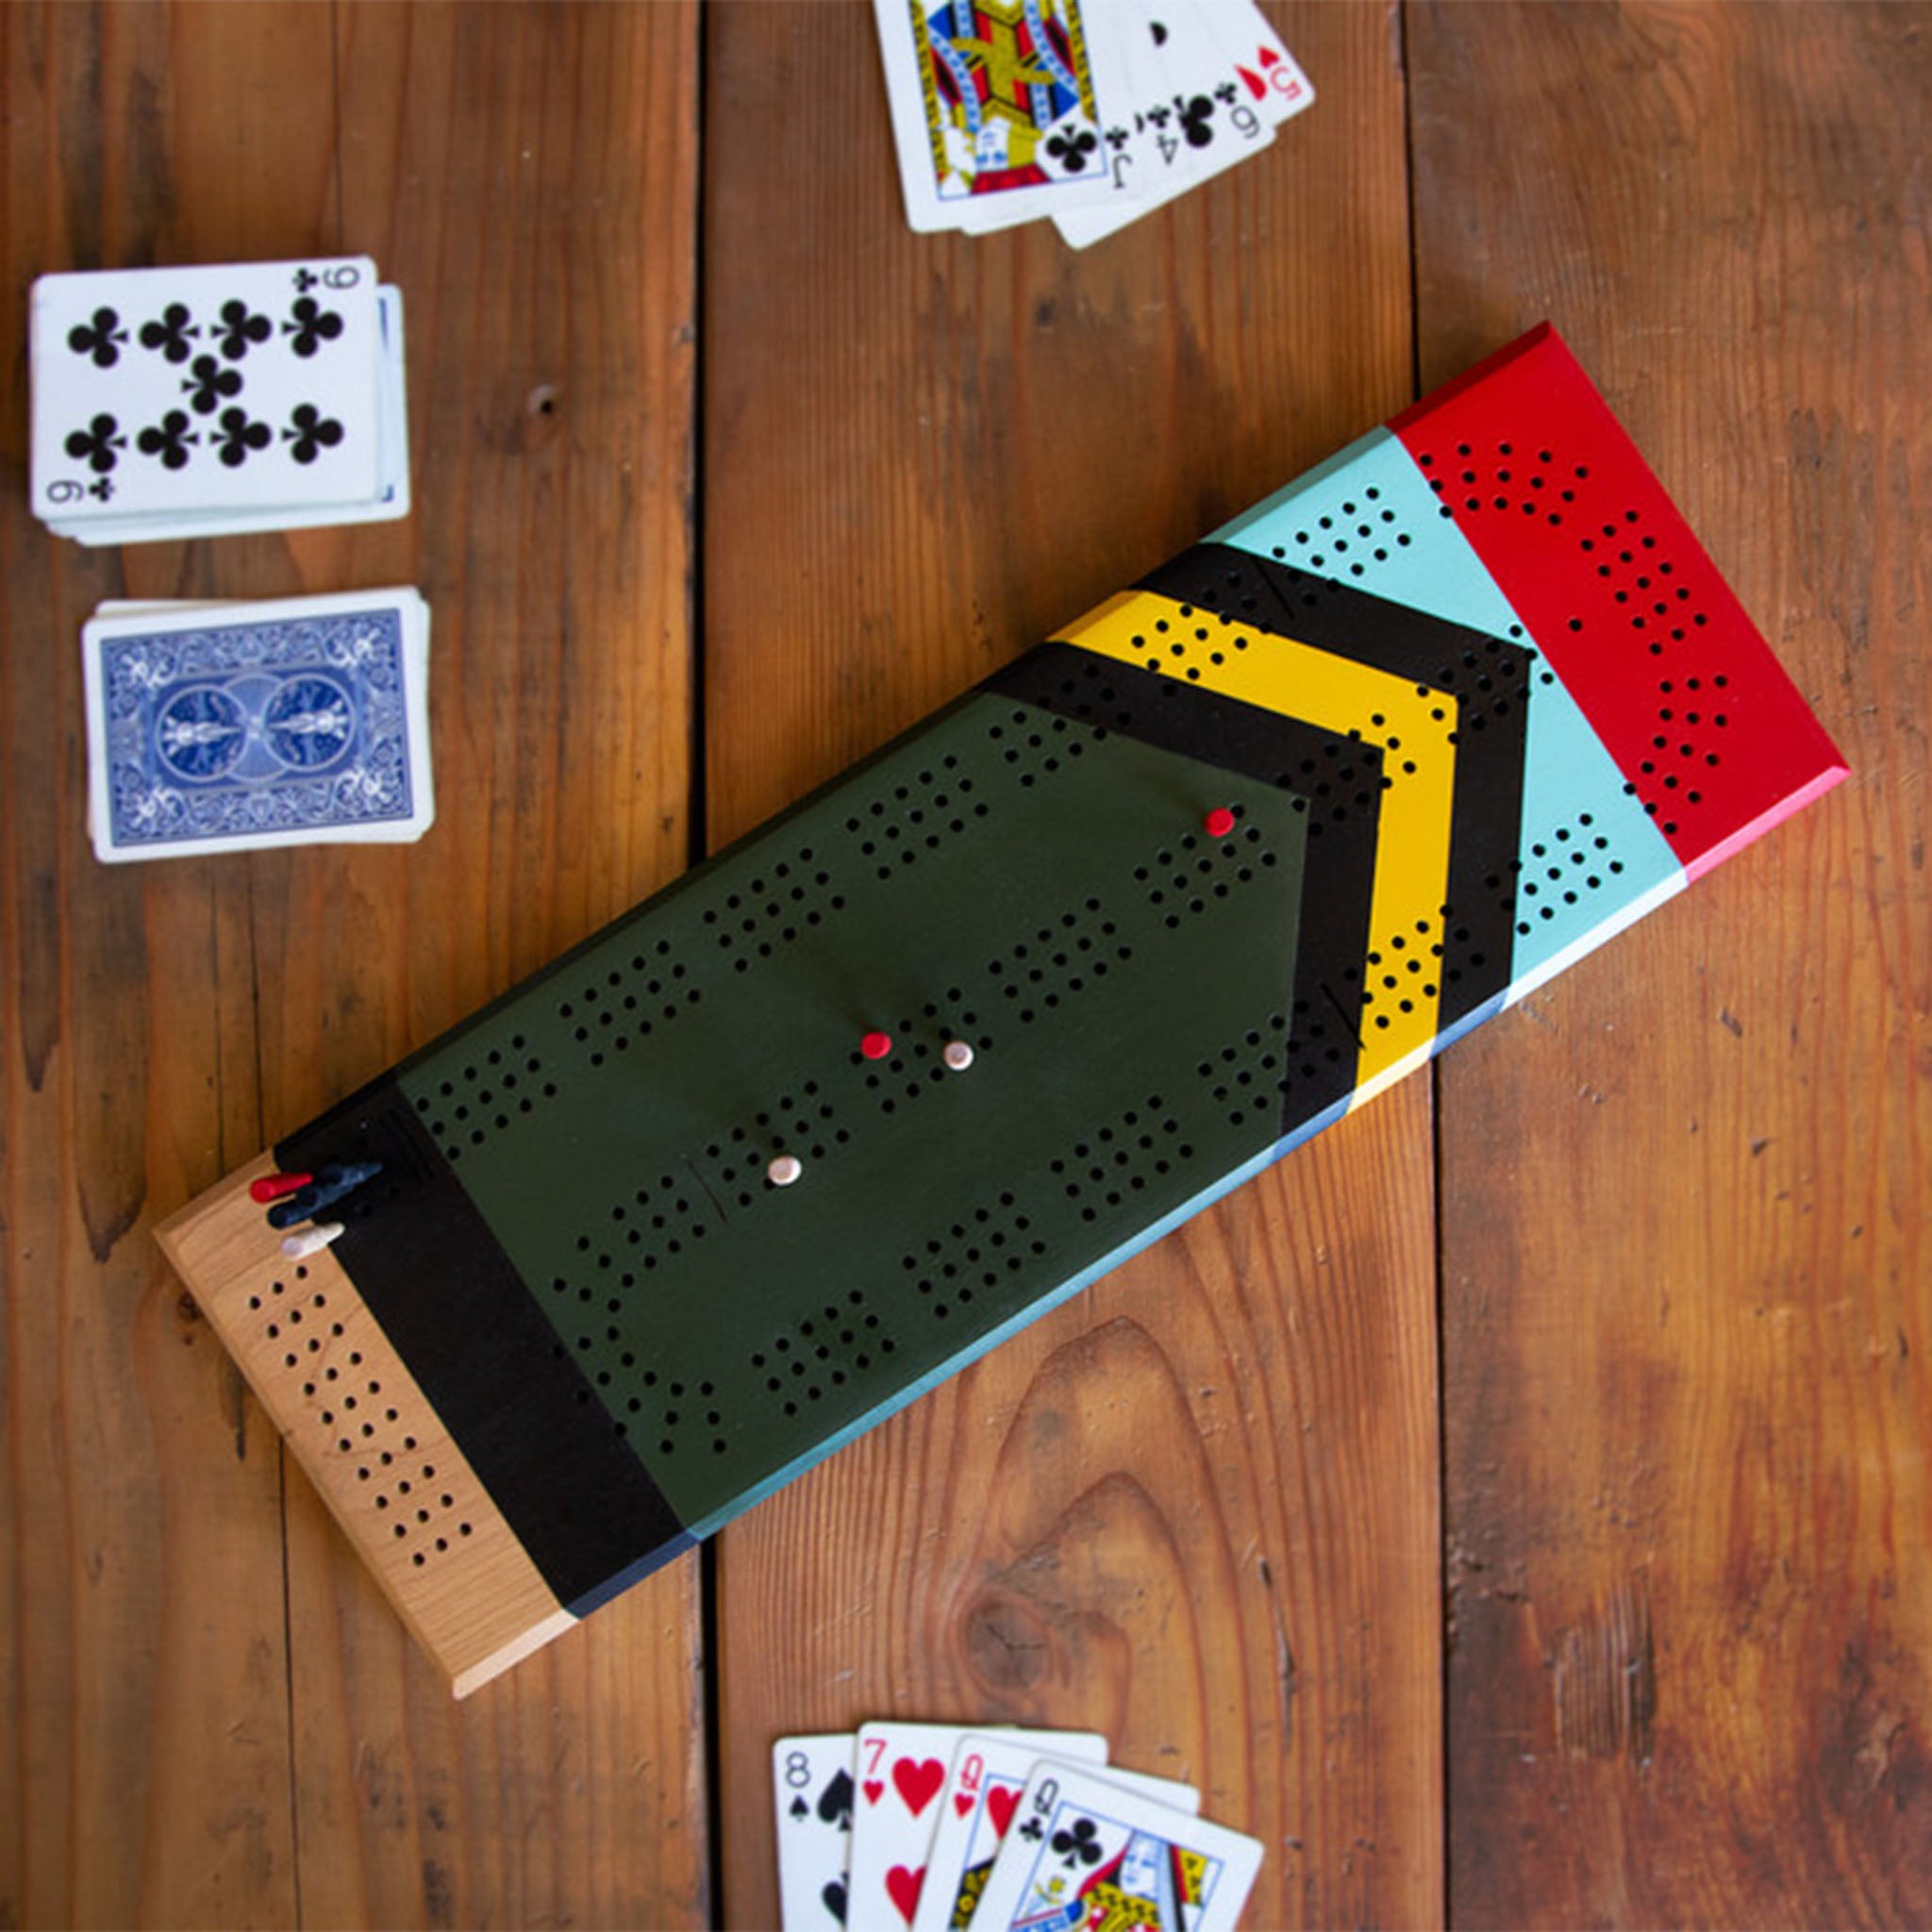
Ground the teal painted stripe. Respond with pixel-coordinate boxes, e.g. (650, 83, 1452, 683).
(1211, 427, 1683, 984)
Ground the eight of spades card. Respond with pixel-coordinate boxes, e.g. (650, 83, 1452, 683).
(774, 1735, 862, 1932)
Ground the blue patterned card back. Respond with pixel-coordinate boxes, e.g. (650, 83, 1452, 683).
(86, 594, 430, 860)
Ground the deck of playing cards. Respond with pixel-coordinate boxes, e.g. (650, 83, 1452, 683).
(81, 589, 433, 863)
(873, 0, 1311, 248)
(774, 1721, 1258, 1931)
(30, 257, 409, 545)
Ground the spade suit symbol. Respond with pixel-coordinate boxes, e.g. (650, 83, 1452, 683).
(818, 1768, 855, 1830)
(790, 1795, 808, 1819)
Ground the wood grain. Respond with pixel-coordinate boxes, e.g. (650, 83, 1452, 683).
(275, 6, 708, 1926)
(2, 2, 707, 1925)
(1, 8, 342, 1924)
(705, 6, 1441, 1926)
(1411, 3, 1932, 1924)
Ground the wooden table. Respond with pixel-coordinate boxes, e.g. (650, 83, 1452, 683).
(4, 4, 1926, 1924)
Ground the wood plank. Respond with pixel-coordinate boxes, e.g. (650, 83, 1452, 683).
(0, 5, 356, 1923)
(705, 6, 1441, 1926)
(1412, 3, 1932, 1923)
(271, 5, 708, 1924)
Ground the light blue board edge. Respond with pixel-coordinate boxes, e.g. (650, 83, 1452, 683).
(1212, 427, 1684, 982)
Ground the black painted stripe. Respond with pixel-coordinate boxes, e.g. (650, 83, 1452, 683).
(275, 1077, 691, 1608)
(1139, 544, 1531, 1025)
(984, 642, 1381, 1132)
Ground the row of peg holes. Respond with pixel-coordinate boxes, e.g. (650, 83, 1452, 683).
(753, 1290, 894, 1420)
(988, 899, 1131, 1023)
(1199, 1015, 1293, 1128)
(419, 1033, 554, 1161)
(248, 1271, 469, 1567)
(1416, 438, 1740, 840)
(1052, 1100, 1192, 1223)
(707, 849, 840, 970)
(1133, 823, 1283, 926)
(902, 1194, 1045, 1322)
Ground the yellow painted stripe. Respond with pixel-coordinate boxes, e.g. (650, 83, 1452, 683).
(1057, 590, 1458, 1088)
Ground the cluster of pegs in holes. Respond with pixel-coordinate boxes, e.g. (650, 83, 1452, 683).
(751, 1289, 895, 1422)
(417, 1031, 558, 1162)
(901, 1192, 1048, 1323)
(1129, 823, 1284, 931)
(691, 1087, 849, 1204)
(854, 1017, 986, 1114)
(1509, 811, 1630, 938)
(247, 1267, 470, 1569)
(1050, 1098, 1194, 1224)
(702, 844, 841, 974)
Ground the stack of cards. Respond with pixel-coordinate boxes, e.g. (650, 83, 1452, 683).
(874, 0, 1311, 248)
(774, 1722, 1261, 1931)
(81, 589, 434, 864)
(30, 257, 409, 545)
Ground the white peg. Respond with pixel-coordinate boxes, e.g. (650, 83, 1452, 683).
(942, 1040, 975, 1072)
(280, 1221, 345, 1260)
(766, 1154, 803, 1187)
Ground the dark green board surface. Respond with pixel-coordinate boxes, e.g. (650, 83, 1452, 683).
(391, 691, 1308, 1534)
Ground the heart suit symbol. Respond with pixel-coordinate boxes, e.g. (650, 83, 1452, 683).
(891, 1756, 945, 1818)
(886, 1866, 924, 1924)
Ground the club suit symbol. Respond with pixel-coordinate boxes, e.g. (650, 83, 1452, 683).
(184, 354, 244, 415)
(213, 298, 273, 360)
(283, 403, 345, 464)
(65, 412, 126, 472)
(212, 407, 273, 467)
(137, 410, 200, 470)
(283, 296, 345, 357)
(140, 303, 200, 363)
(68, 307, 128, 367)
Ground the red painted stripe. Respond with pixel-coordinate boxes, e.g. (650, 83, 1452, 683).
(1391, 325, 1846, 878)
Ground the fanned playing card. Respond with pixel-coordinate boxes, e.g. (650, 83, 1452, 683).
(850, 1724, 1107, 1930)
(874, 0, 1131, 232)
(973, 1760, 1260, 1932)
(910, 1735, 1198, 1932)
(775, 1734, 861, 1932)
(1054, 0, 1307, 250)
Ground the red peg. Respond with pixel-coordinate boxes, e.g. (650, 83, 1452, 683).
(1204, 807, 1237, 839)
(250, 1171, 313, 1205)
(859, 1030, 894, 1061)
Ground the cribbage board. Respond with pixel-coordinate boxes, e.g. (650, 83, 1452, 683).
(158, 325, 1845, 1695)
